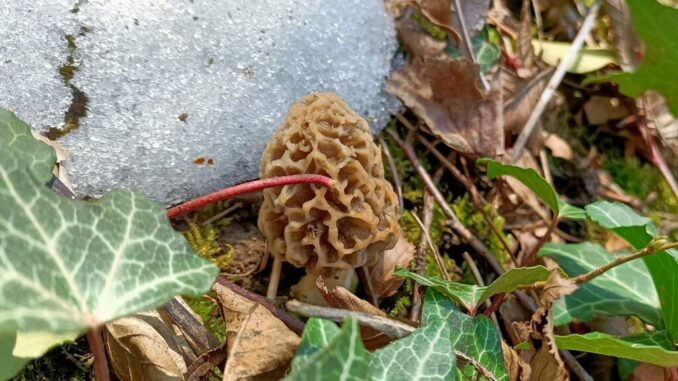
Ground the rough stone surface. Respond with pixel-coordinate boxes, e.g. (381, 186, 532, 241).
(0, 0, 398, 205)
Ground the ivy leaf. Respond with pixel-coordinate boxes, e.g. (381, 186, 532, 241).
(586, 200, 678, 343)
(371, 320, 455, 381)
(286, 318, 370, 381)
(290, 318, 341, 373)
(0, 330, 79, 380)
(423, 289, 508, 381)
(555, 331, 678, 367)
(396, 266, 550, 314)
(539, 242, 662, 327)
(607, 0, 678, 115)
(477, 159, 585, 219)
(0, 146, 218, 333)
(0, 108, 56, 184)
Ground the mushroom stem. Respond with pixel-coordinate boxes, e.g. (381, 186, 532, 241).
(167, 174, 334, 219)
(266, 255, 283, 299)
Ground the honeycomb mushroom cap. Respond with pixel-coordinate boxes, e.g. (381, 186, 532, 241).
(258, 93, 400, 274)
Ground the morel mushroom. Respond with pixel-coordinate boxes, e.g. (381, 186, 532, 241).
(258, 92, 400, 298)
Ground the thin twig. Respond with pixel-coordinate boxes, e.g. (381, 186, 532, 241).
(387, 129, 504, 275)
(213, 277, 305, 334)
(357, 266, 379, 307)
(201, 202, 242, 226)
(378, 135, 404, 213)
(167, 174, 334, 219)
(451, 0, 491, 92)
(411, 186, 436, 322)
(560, 349, 594, 381)
(640, 99, 678, 201)
(511, 0, 602, 162)
(86, 326, 109, 381)
(285, 300, 415, 339)
(523, 216, 558, 266)
(412, 212, 451, 280)
(572, 241, 678, 284)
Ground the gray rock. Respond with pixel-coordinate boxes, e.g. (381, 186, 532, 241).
(0, 0, 398, 205)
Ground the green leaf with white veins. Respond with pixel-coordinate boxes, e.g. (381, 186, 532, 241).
(0, 146, 218, 333)
(371, 320, 455, 381)
(396, 266, 550, 314)
(539, 242, 662, 327)
(286, 318, 370, 381)
(0, 108, 56, 184)
(423, 289, 508, 381)
(586, 200, 678, 343)
(290, 318, 341, 373)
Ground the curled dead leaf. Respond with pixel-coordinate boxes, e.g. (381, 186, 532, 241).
(502, 339, 531, 381)
(388, 56, 504, 157)
(368, 236, 416, 297)
(539, 270, 577, 309)
(214, 283, 300, 381)
(105, 310, 190, 381)
(543, 132, 573, 160)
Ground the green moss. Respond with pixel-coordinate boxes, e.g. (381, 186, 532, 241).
(409, 13, 447, 40)
(183, 293, 226, 344)
(450, 195, 512, 267)
(184, 223, 233, 269)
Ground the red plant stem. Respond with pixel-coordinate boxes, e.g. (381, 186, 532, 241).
(86, 326, 110, 381)
(167, 174, 334, 219)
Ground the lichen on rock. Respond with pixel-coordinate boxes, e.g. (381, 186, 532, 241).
(258, 93, 400, 274)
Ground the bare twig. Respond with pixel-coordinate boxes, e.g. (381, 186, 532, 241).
(523, 216, 558, 266)
(285, 300, 415, 339)
(378, 135, 404, 212)
(411, 186, 436, 322)
(387, 129, 504, 275)
(86, 326, 109, 381)
(213, 277, 305, 334)
(640, 100, 678, 201)
(357, 266, 379, 307)
(451, 0, 491, 91)
(560, 349, 594, 381)
(511, 0, 602, 162)
(572, 241, 678, 284)
(201, 202, 242, 226)
(167, 174, 334, 219)
(412, 212, 450, 280)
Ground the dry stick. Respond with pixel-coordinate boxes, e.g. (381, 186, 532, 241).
(411, 188, 436, 322)
(357, 266, 380, 307)
(86, 326, 109, 381)
(286, 300, 415, 339)
(167, 174, 334, 219)
(387, 129, 504, 275)
(451, 0, 491, 92)
(213, 276, 305, 334)
(201, 201, 242, 226)
(510, 0, 602, 163)
(522, 215, 558, 266)
(413, 212, 451, 280)
(572, 241, 678, 284)
(378, 135, 404, 213)
(640, 99, 678, 201)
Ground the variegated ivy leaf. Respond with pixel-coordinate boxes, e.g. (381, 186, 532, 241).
(0, 108, 56, 184)
(423, 289, 508, 381)
(290, 318, 342, 374)
(396, 266, 550, 314)
(371, 319, 455, 381)
(539, 242, 662, 327)
(0, 146, 218, 333)
(286, 318, 370, 381)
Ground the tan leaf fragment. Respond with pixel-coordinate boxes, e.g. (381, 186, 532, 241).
(583, 96, 630, 125)
(543, 132, 573, 160)
(603, 0, 642, 71)
(538, 270, 577, 309)
(368, 236, 416, 297)
(450, 0, 491, 35)
(105, 310, 190, 381)
(502, 340, 531, 381)
(412, 0, 461, 42)
(396, 18, 447, 59)
(516, 0, 536, 78)
(214, 283, 300, 381)
(502, 68, 551, 133)
(387, 56, 504, 157)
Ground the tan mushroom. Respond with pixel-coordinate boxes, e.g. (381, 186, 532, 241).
(258, 92, 400, 300)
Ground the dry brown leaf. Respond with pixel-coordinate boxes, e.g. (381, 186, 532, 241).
(502, 340, 531, 381)
(628, 363, 666, 381)
(384, 0, 411, 17)
(539, 270, 577, 308)
(529, 343, 568, 381)
(388, 56, 504, 157)
(368, 236, 416, 297)
(643, 91, 678, 154)
(583, 96, 630, 125)
(502, 68, 551, 133)
(603, 0, 642, 72)
(214, 283, 300, 381)
(543, 132, 573, 160)
(105, 310, 190, 381)
(516, 0, 536, 78)
(396, 18, 447, 59)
